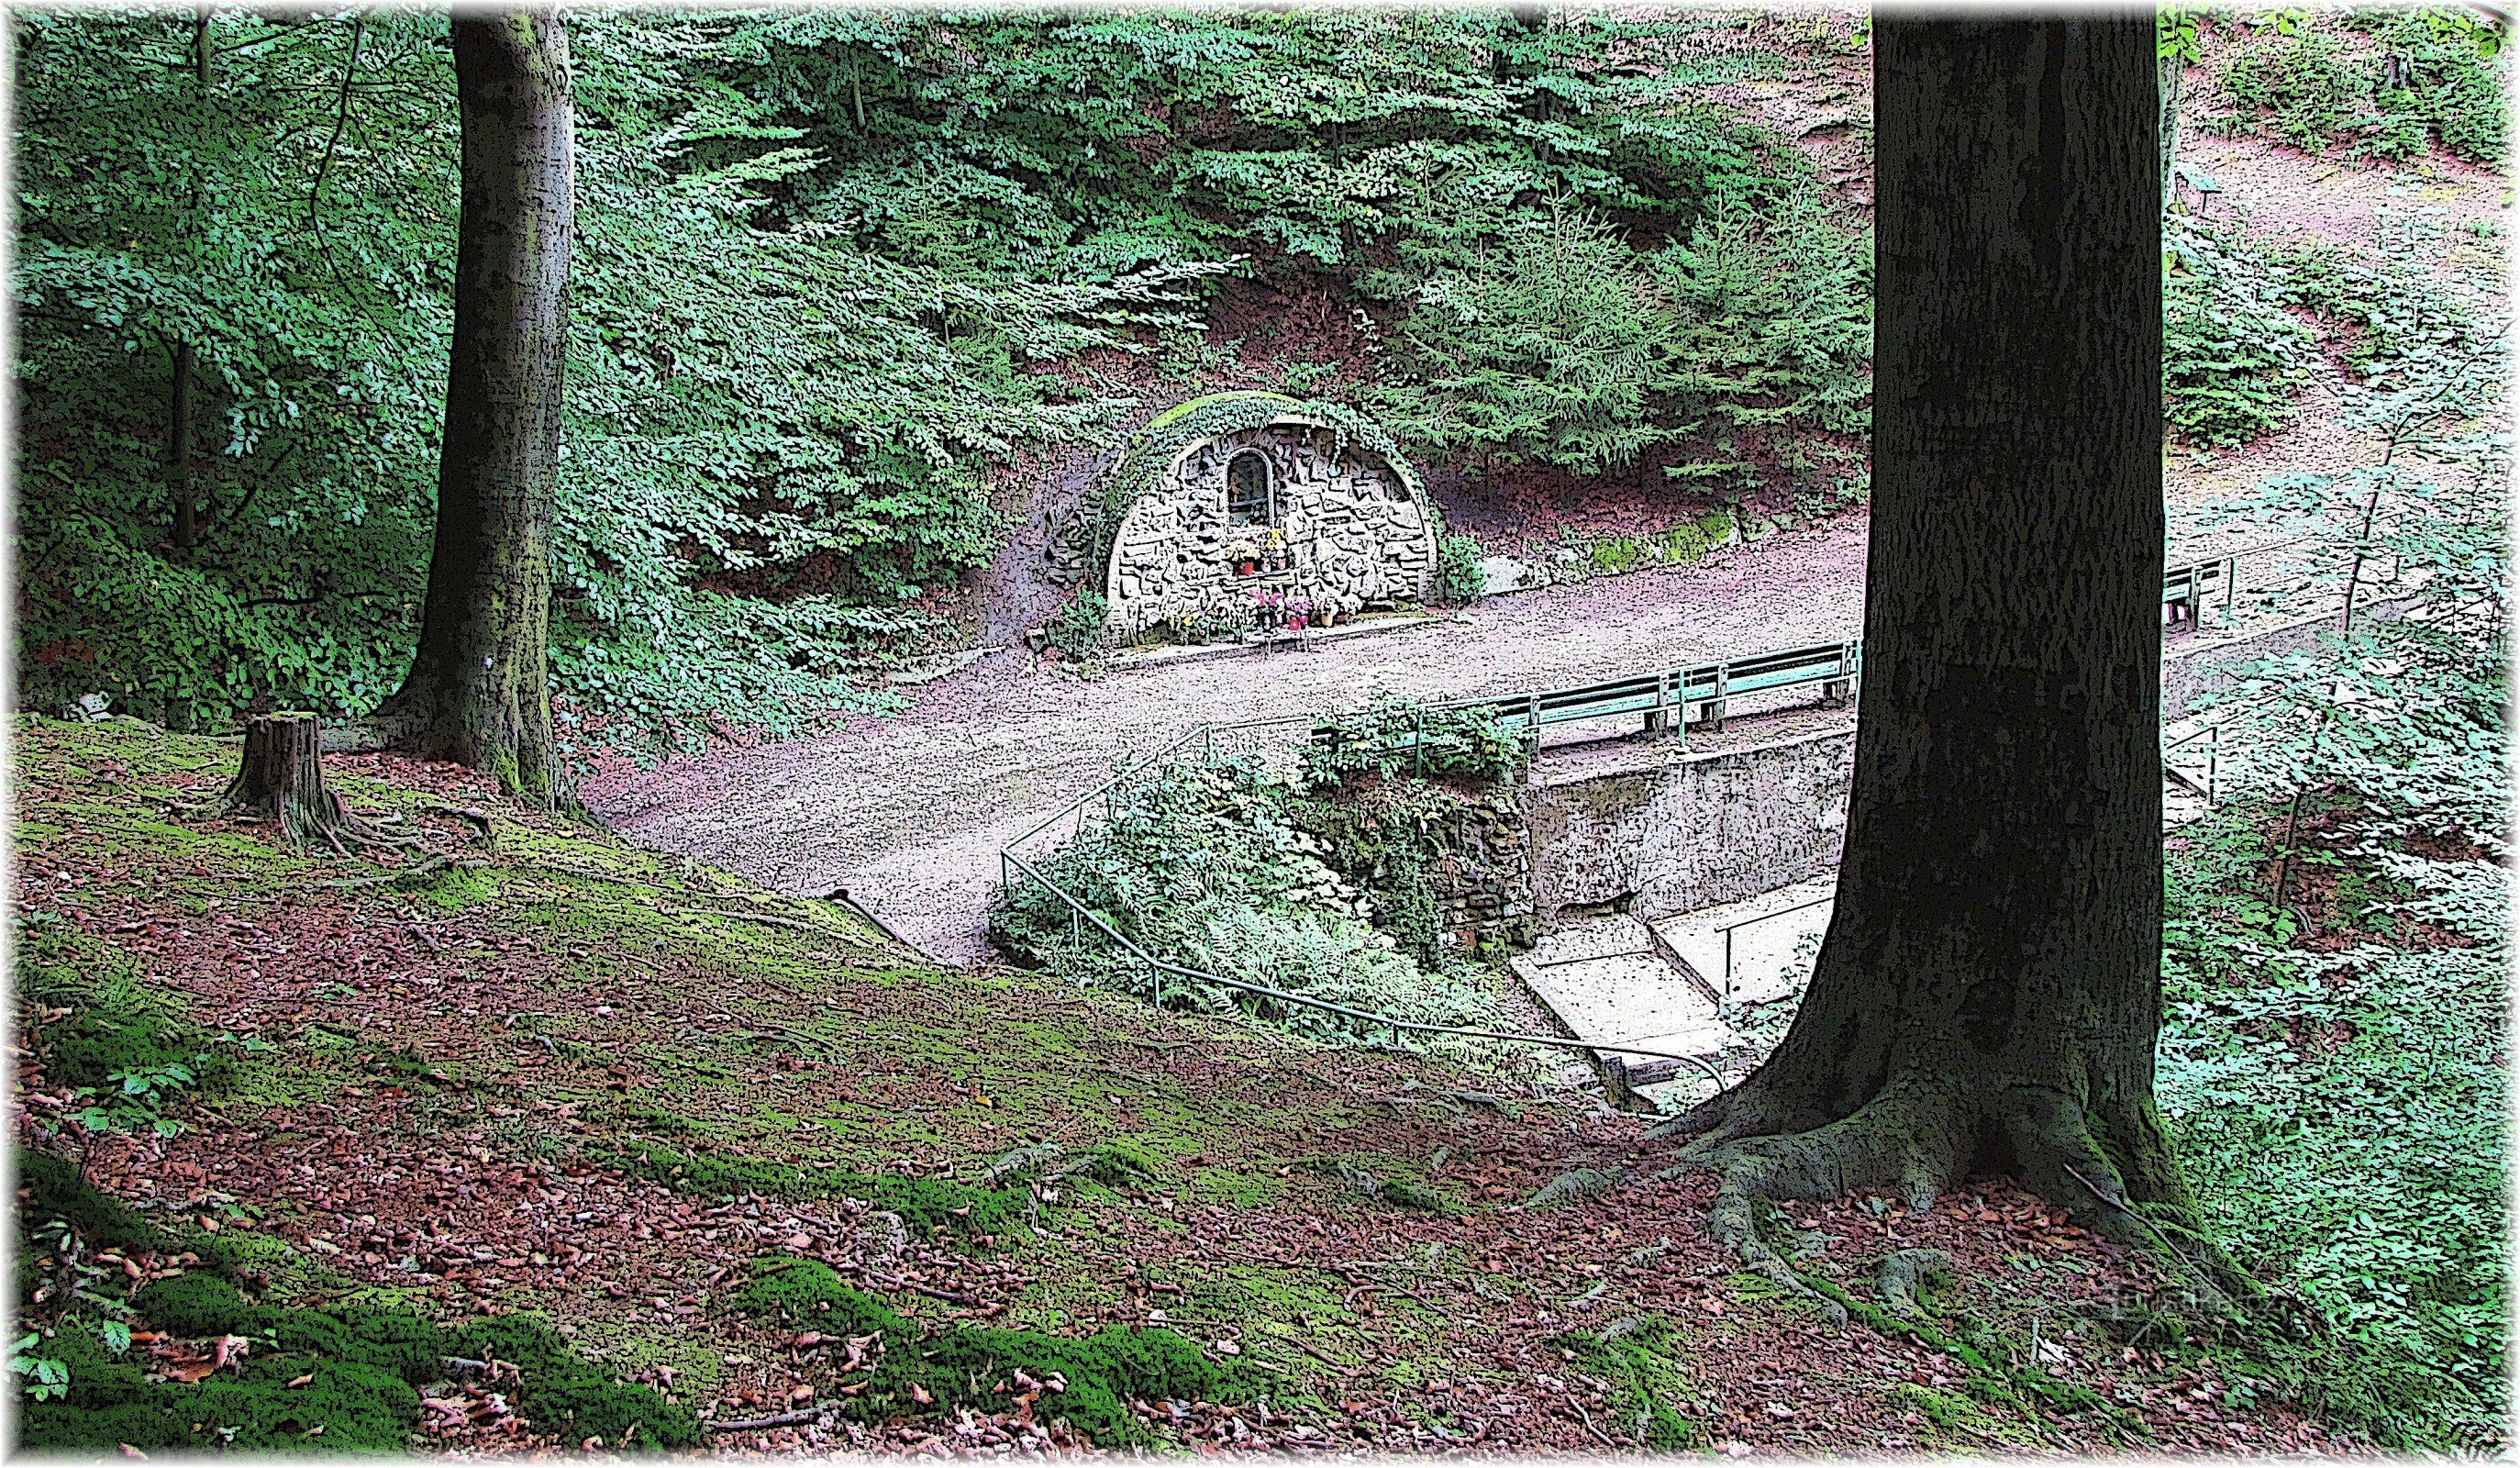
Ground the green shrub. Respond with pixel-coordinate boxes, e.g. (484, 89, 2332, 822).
(987, 756, 1533, 1064)
(2162, 221, 2316, 447)
(2353, 10, 2510, 163)
(1048, 591, 1108, 661)
(1362, 190, 1871, 483)
(1433, 534, 1486, 605)
(2212, 13, 2506, 164)
(2161, 817, 2506, 1449)
(2215, 24, 2383, 155)
(1301, 697, 1529, 790)
(2159, 404, 2507, 1447)
(2265, 213, 2477, 380)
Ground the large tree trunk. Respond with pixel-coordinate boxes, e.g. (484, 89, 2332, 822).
(1659, 17, 2189, 1270)
(383, 10, 572, 806)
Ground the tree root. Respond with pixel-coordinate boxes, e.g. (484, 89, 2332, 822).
(1874, 1248, 1954, 1318)
(426, 803, 497, 848)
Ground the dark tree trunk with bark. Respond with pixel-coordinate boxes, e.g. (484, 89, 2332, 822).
(1660, 18, 2190, 1270)
(383, 11, 572, 806)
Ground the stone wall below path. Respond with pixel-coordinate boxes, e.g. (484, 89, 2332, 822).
(1522, 728, 1856, 928)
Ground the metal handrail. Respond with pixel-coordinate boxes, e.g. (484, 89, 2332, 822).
(2162, 719, 2225, 808)
(1710, 892, 1837, 993)
(2161, 534, 2317, 627)
(1404, 639, 1861, 752)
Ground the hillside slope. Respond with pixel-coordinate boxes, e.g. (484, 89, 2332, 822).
(8, 715, 2363, 1454)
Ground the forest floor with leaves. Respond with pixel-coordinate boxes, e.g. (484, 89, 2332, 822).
(11, 716, 2375, 1456)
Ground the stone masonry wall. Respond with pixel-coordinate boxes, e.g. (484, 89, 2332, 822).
(1427, 793, 1537, 955)
(1105, 421, 1436, 639)
(1523, 728, 1856, 927)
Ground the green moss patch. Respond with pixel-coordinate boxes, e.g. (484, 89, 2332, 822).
(585, 1139, 1027, 1243)
(1551, 1316, 1705, 1450)
(735, 1260, 1248, 1446)
(13, 1151, 694, 1453)
(17, 915, 239, 1095)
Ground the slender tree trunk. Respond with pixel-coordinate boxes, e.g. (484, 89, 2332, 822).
(383, 11, 572, 806)
(2159, 47, 2182, 213)
(168, 338, 197, 551)
(1659, 18, 2190, 1269)
(169, 9, 211, 551)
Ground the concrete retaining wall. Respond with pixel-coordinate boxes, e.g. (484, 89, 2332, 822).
(2161, 594, 2416, 720)
(1524, 728, 1855, 927)
(1512, 596, 2418, 935)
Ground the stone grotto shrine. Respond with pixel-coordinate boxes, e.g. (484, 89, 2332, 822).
(1094, 391, 1438, 640)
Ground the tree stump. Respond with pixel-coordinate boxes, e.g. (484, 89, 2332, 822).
(215, 712, 403, 853)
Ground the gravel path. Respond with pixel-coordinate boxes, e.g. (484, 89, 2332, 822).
(585, 107, 2505, 973)
(583, 515, 1872, 964)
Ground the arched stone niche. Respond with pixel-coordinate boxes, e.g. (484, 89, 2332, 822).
(1102, 400, 1436, 639)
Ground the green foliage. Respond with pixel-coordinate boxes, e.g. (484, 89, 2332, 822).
(1551, 1318, 1705, 1450)
(1301, 696, 1529, 788)
(12, 10, 456, 728)
(2157, 323, 2507, 1449)
(2161, 818, 2505, 1448)
(2262, 208, 2481, 381)
(2210, 11, 2506, 163)
(2161, 219, 2317, 446)
(1433, 533, 1486, 605)
(1360, 191, 1870, 481)
(1048, 591, 1110, 662)
(12, 1151, 692, 1451)
(2214, 23, 2388, 155)
(733, 1261, 1245, 1446)
(1660, 509, 1738, 562)
(583, 1140, 1027, 1243)
(988, 756, 1529, 1064)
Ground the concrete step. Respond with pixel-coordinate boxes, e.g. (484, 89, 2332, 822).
(1510, 913, 1733, 1068)
(1648, 877, 1837, 1009)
